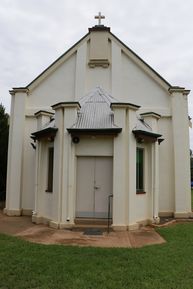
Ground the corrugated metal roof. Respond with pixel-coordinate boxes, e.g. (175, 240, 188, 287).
(132, 117, 153, 134)
(31, 118, 58, 140)
(41, 118, 56, 130)
(35, 87, 158, 137)
(71, 86, 119, 129)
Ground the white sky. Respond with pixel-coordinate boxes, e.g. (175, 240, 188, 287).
(1, 0, 193, 146)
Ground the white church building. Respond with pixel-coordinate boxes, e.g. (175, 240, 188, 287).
(4, 15, 192, 230)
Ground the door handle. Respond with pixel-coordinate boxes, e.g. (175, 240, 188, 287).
(94, 186, 100, 189)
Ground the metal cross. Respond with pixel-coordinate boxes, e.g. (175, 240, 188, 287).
(95, 12, 105, 25)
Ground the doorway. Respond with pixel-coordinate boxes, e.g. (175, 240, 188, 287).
(76, 156, 113, 218)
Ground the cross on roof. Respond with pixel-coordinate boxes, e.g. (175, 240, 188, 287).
(95, 12, 105, 26)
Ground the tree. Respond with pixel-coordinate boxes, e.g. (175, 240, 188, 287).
(0, 104, 9, 201)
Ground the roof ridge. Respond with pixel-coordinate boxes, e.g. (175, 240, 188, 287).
(79, 86, 119, 106)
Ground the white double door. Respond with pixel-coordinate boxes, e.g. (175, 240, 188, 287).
(76, 156, 113, 218)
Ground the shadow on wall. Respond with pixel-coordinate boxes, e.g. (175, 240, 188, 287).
(0, 191, 5, 209)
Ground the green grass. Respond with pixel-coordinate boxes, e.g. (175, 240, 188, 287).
(191, 189, 193, 210)
(1, 224, 193, 289)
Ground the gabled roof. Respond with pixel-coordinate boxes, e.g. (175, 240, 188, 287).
(11, 25, 177, 93)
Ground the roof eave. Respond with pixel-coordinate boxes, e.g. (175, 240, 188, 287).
(111, 102, 140, 110)
(169, 86, 191, 95)
(31, 127, 58, 140)
(132, 129, 162, 143)
(52, 101, 81, 110)
(88, 25, 111, 32)
(9, 88, 29, 95)
(140, 112, 161, 119)
(67, 128, 122, 136)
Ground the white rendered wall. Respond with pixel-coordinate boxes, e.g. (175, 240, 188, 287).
(37, 141, 55, 220)
(21, 116, 37, 210)
(171, 92, 191, 215)
(134, 145, 152, 222)
(86, 66, 111, 93)
(75, 42, 87, 99)
(158, 118, 175, 213)
(27, 54, 77, 108)
(76, 136, 113, 156)
(26, 37, 171, 113)
(5, 92, 26, 215)
(121, 52, 170, 108)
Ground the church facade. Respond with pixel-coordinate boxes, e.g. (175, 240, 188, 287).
(4, 20, 192, 230)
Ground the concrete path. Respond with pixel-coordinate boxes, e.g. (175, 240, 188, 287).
(0, 211, 165, 248)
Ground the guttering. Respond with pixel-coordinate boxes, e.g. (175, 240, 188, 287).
(67, 128, 122, 136)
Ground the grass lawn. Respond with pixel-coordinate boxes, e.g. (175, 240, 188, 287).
(1, 224, 193, 289)
(191, 189, 193, 210)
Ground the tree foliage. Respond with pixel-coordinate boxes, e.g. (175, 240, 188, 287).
(0, 104, 9, 200)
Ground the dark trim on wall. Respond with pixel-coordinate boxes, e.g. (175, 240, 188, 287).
(31, 127, 58, 140)
(132, 130, 162, 142)
(67, 128, 122, 136)
(136, 191, 146, 195)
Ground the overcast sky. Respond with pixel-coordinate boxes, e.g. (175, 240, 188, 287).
(1, 0, 193, 146)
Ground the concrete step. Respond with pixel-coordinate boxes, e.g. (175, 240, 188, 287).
(74, 218, 112, 226)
